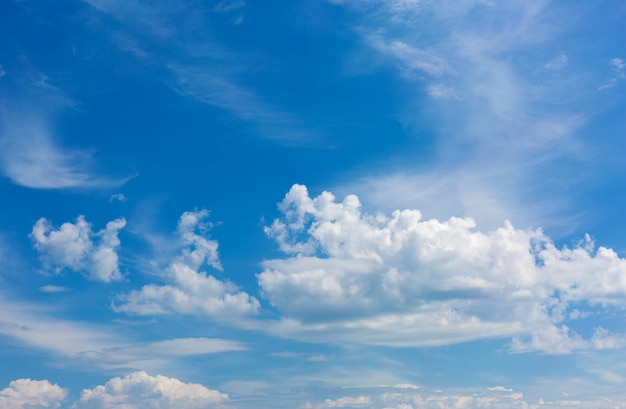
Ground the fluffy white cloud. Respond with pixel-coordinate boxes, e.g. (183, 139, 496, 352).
(114, 210, 259, 319)
(259, 185, 626, 353)
(73, 371, 229, 409)
(31, 216, 126, 282)
(0, 379, 66, 409)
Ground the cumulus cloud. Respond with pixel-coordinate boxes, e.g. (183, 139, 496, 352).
(114, 210, 259, 319)
(259, 185, 626, 353)
(0, 379, 66, 409)
(31, 216, 126, 282)
(72, 371, 230, 409)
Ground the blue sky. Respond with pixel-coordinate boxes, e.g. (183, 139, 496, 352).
(2, 0, 626, 408)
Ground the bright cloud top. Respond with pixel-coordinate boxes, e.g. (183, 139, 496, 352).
(73, 371, 230, 409)
(114, 210, 260, 318)
(0, 379, 66, 409)
(259, 185, 626, 353)
(31, 216, 126, 282)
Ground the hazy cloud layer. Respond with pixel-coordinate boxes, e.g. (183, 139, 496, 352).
(303, 383, 626, 409)
(259, 185, 626, 353)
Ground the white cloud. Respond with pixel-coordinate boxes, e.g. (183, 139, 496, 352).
(31, 216, 126, 282)
(365, 32, 448, 77)
(72, 371, 230, 409)
(168, 66, 319, 146)
(109, 193, 127, 203)
(0, 113, 129, 189)
(0, 293, 123, 358)
(258, 185, 626, 353)
(0, 294, 243, 369)
(39, 285, 70, 293)
(332, 0, 600, 233)
(325, 396, 371, 407)
(114, 210, 259, 319)
(213, 0, 245, 13)
(545, 53, 568, 70)
(78, 1, 318, 146)
(0, 379, 66, 409)
(89, 337, 247, 372)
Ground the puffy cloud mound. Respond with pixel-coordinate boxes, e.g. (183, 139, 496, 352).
(114, 210, 259, 318)
(73, 371, 230, 409)
(31, 216, 126, 282)
(0, 378, 66, 409)
(259, 185, 626, 353)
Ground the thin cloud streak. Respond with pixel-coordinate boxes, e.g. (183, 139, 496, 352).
(332, 0, 604, 232)
(0, 114, 131, 189)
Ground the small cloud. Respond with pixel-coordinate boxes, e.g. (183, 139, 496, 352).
(39, 285, 71, 293)
(598, 57, 626, 90)
(213, 0, 245, 12)
(0, 64, 6, 77)
(31, 216, 126, 282)
(610, 57, 626, 71)
(488, 386, 513, 392)
(426, 83, 458, 99)
(394, 383, 419, 390)
(324, 396, 370, 407)
(109, 193, 127, 203)
(545, 53, 568, 70)
(0, 115, 131, 189)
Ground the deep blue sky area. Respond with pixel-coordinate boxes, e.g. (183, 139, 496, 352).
(2, 1, 626, 408)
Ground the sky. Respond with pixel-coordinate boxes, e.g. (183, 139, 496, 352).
(1, 0, 626, 408)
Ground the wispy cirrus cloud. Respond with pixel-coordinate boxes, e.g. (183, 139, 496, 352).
(167, 66, 319, 146)
(79, 0, 320, 146)
(0, 292, 245, 372)
(0, 116, 129, 189)
(329, 0, 619, 232)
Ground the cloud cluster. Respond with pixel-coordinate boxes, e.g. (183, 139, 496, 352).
(303, 384, 626, 409)
(259, 185, 626, 353)
(114, 210, 259, 319)
(74, 372, 230, 409)
(31, 216, 126, 282)
(1, 373, 229, 409)
(0, 379, 66, 409)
